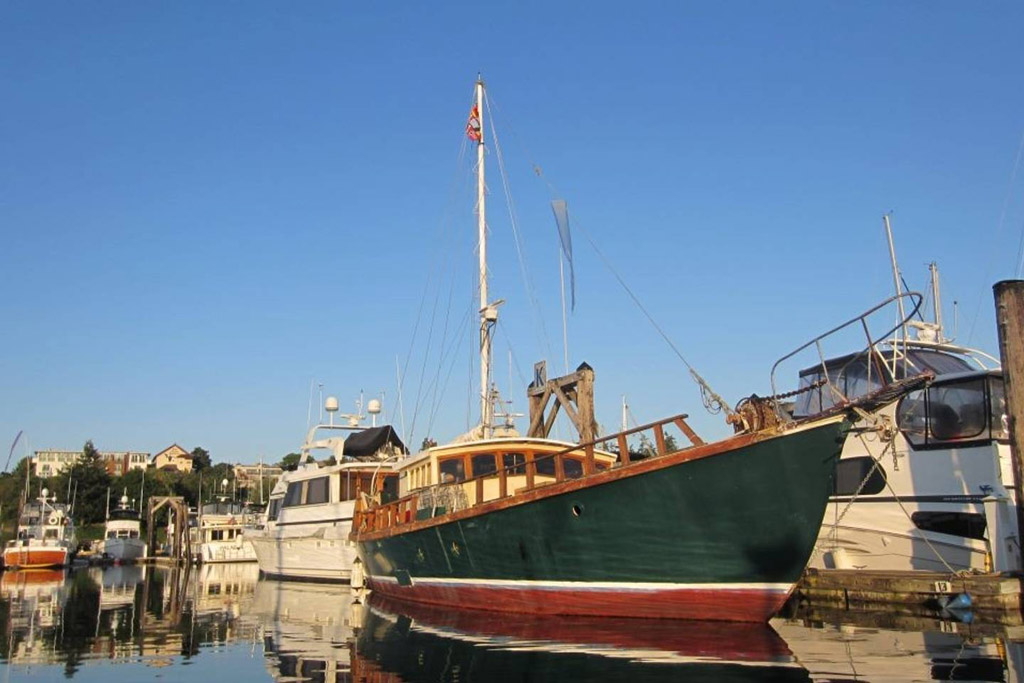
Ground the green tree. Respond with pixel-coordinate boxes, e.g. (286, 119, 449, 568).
(279, 453, 301, 471)
(191, 447, 211, 472)
(56, 441, 112, 524)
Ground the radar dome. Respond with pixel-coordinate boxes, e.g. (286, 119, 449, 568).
(367, 399, 382, 415)
(325, 396, 340, 412)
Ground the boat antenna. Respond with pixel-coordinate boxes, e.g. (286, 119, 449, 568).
(883, 213, 909, 374)
(929, 261, 944, 340)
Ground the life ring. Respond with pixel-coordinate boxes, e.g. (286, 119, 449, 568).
(48, 514, 59, 526)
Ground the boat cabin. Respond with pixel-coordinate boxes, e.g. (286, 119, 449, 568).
(266, 461, 400, 526)
(397, 438, 618, 515)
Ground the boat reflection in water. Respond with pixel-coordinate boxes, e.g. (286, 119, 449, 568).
(253, 578, 359, 682)
(1, 569, 69, 665)
(354, 594, 809, 683)
(776, 610, 1024, 683)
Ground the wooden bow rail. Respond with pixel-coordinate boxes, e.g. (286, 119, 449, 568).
(354, 413, 704, 534)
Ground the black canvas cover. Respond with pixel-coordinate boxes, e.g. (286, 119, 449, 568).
(343, 425, 407, 460)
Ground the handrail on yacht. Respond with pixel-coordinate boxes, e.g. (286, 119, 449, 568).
(354, 412, 704, 533)
(769, 292, 925, 415)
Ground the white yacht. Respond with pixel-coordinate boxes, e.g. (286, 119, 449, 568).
(192, 499, 259, 564)
(779, 233, 1019, 573)
(246, 396, 404, 582)
(99, 492, 147, 562)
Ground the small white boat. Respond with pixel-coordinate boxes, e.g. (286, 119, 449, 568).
(99, 492, 147, 562)
(193, 500, 259, 564)
(3, 489, 77, 569)
(246, 397, 403, 582)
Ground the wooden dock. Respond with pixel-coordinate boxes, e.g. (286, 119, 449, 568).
(795, 569, 1024, 625)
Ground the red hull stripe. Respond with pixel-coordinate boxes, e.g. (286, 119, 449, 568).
(367, 577, 794, 622)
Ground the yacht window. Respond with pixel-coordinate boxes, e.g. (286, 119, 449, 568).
(905, 350, 973, 376)
(834, 456, 887, 496)
(911, 511, 986, 541)
(534, 453, 556, 477)
(44, 528, 59, 540)
(211, 530, 224, 541)
(990, 377, 1009, 441)
(107, 531, 117, 539)
(267, 499, 282, 521)
(129, 530, 139, 539)
(897, 390, 928, 446)
(471, 454, 497, 477)
(502, 453, 526, 475)
(928, 379, 987, 441)
(842, 357, 884, 402)
(899, 377, 995, 446)
(563, 458, 583, 479)
(305, 477, 330, 505)
(283, 482, 303, 508)
(439, 458, 465, 483)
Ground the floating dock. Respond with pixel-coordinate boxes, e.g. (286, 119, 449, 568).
(796, 569, 1023, 624)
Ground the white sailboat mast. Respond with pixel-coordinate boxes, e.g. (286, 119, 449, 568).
(475, 76, 494, 437)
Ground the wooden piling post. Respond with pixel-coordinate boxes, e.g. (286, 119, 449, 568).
(993, 279, 1024, 570)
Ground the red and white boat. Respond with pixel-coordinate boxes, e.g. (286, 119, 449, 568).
(3, 488, 77, 569)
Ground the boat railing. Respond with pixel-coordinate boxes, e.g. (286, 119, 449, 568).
(769, 292, 925, 417)
(354, 412, 704, 534)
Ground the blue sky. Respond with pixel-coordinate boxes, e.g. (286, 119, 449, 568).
(2, 2, 1023, 465)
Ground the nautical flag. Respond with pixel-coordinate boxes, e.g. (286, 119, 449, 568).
(466, 104, 482, 142)
(551, 199, 575, 311)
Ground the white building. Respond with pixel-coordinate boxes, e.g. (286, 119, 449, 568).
(32, 450, 150, 478)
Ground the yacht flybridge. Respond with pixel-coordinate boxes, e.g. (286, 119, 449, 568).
(246, 395, 404, 581)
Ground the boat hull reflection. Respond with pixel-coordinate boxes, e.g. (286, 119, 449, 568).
(355, 595, 810, 682)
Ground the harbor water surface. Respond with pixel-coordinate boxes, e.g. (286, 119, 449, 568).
(0, 564, 1019, 682)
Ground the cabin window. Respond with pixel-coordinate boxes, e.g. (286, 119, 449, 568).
(564, 458, 583, 479)
(911, 511, 986, 541)
(283, 482, 303, 508)
(833, 456, 887, 496)
(439, 458, 465, 483)
(306, 477, 330, 505)
(897, 389, 928, 446)
(107, 531, 117, 539)
(898, 377, 996, 447)
(211, 530, 224, 541)
(129, 530, 139, 539)
(503, 453, 526, 475)
(534, 453, 556, 477)
(471, 454, 497, 477)
(44, 528, 59, 539)
(267, 499, 282, 521)
(929, 379, 987, 441)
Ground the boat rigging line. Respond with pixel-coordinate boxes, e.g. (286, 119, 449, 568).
(528, 164, 734, 417)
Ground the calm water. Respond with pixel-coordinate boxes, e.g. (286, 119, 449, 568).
(0, 564, 1020, 682)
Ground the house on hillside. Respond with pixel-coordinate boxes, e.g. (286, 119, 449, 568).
(152, 444, 194, 473)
